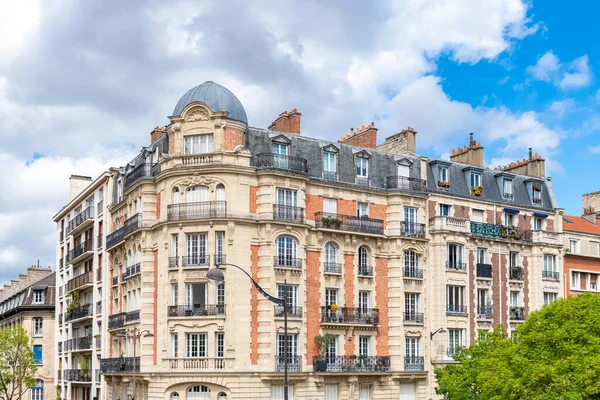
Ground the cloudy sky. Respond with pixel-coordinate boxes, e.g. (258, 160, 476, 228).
(0, 0, 598, 283)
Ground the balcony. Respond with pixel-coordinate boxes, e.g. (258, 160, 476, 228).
(446, 304, 467, 316)
(273, 204, 305, 224)
(446, 261, 467, 272)
(385, 176, 427, 194)
(531, 229, 560, 245)
(106, 213, 142, 250)
(542, 270, 560, 281)
(320, 307, 379, 326)
(122, 263, 141, 280)
(323, 262, 342, 275)
(510, 306, 525, 321)
(169, 257, 179, 269)
(167, 305, 226, 317)
(63, 336, 93, 352)
(509, 266, 524, 281)
(100, 357, 140, 373)
(66, 206, 94, 236)
(313, 356, 390, 373)
(402, 267, 423, 280)
(477, 304, 493, 320)
(275, 355, 302, 372)
(273, 256, 303, 270)
(125, 309, 140, 323)
(106, 227, 125, 250)
(403, 312, 424, 324)
(358, 265, 373, 277)
(63, 369, 92, 382)
(108, 312, 125, 330)
(66, 240, 93, 265)
(274, 305, 303, 318)
(428, 216, 469, 234)
(214, 254, 226, 265)
(66, 271, 93, 293)
(182, 255, 210, 268)
(124, 163, 160, 190)
(400, 222, 426, 239)
(165, 357, 234, 371)
(404, 356, 424, 371)
(315, 212, 384, 235)
(255, 153, 308, 175)
(323, 171, 337, 182)
(65, 304, 93, 322)
(167, 201, 227, 221)
(470, 221, 532, 242)
(476, 263, 493, 279)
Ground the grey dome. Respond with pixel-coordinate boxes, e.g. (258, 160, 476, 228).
(172, 81, 248, 124)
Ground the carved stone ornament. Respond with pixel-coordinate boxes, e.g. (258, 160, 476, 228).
(174, 175, 218, 191)
(184, 270, 207, 281)
(185, 108, 209, 122)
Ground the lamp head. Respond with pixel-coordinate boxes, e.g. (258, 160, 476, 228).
(143, 332, 154, 338)
(206, 268, 225, 283)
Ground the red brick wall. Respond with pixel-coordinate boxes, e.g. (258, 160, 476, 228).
(370, 204, 387, 229)
(523, 256, 530, 317)
(428, 200, 436, 217)
(375, 258, 389, 355)
(250, 245, 259, 364)
(269, 113, 301, 134)
(306, 194, 322, 222)
(547, 219, 554, 232)
(492, 252, 501, 327)
(150, 128, 164, 144)
(518, 214, 531, 231)
(249, 186, 258, 214)
(455, 205, 470, 220)
(468, 250, 476, 344)
(496, 211, 503, 225)
(341, 129, 377, 149)
(564, 255, 600, 296)
(486, 210, 495, 224)
(338, 199, 356, 217)
(343, 253, 355, 356)
(500, 254, 508, 332)
(168, 132, 175, 154)
(153, 250, 158, 364)
(306, 250, 321, 362)
(155, 193, 161, 219)
(223, 127, 245, 150)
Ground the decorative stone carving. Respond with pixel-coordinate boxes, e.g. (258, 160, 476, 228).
(184, 270, 207, 281)
(185, 108, 209, 122)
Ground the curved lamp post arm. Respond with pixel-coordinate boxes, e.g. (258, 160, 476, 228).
(216, 263, 285, 305)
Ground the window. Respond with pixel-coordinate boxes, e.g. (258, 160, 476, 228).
(544, 292, 557, 305)
(397, 163, 410, 177)
(184, 134, 214, 154)
(358, 246, 370, 272)
(448, 329, 465, 355)
(187, 185, 209, 203)
(276, 333, 298, 359)
(477, 289, 490, 309)
(532, 184, 542, 204)
(504, 212, 515, 226)
(571, 271, 580, 289)
(476, 248, 487, 264)
(170, 333, 178, 357)
(186, 233, 208, 264)
(325, 288, 338, 307)
(217, 283, 225, 306)
(277, 284, 299, 309)
(185, 333, 207, 357)
(216, 332, 225, 358)
(569, 239, 579, 253)
(543, 254, 557, 272)
(33, 290, 44, 304)
(470, 172, 481, 188)
(171, 284, 178, 306)
(446, 286, 465, 312)
(325, 384, 338, 400)
(323, 198, 337, 214)
(472, 209, 484, 223)
(510, 291, 520, 307)
(216, 231, 225, 264)
(271, 385, 294, 400)
(173, 187, 180, 204)
(272, 143, 288, 155)
(404, 207, 418, 227)
(509, 252, 520, 268)
(216, 184, 225, 202)
(357, 202, 369, 218)
(503, 178, 513, 199)
(355, 156, 369, 177)
(276, 236, 297, 266)
(446, 243, 464, 269)
(405, 337, 421, 358)
(439, 204, 450, 216)
(325, 243, 337, 264)
(323, 151, 336, 176)
(534, 217, 543, 230)
(185, 283, 207, 308)
(171, 393, 180, 400)
(30, 380, 43, 400)
(276, 188, 298, 207)
(405, 293, 420, 318)
(358, 336, 370, 357)
(439, 167, 448, 183)
(359, 385, 371, 400)
(358, 291, 371, 312)
(33, 345, 42, 364)
(404, 251, 420, 276)
(33, 318, 43, 337)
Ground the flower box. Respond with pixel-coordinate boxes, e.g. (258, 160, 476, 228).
(471, 186, 483, 196)
(438, 180, 451, 188)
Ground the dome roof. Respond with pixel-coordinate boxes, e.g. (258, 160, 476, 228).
(172, 81, 248, 124)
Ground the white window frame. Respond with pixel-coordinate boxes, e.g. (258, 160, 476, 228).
(504, 213, 515, 226)
(33, 290, 44, 304)
(323, 198, 337, 214)
(439, 204, 450, 216)
(470, 172, 481, 188)
(323, 151, 336, 173)
(358, 336, 371, 357)
(472, 209, 484, 223)
(569, 239, 579, 253)
(571, 271, 581, 289)
(543, 292, 557, 305)
(534, 217, 543, 230)
(170, 333, 178, 357)
(355, 156, 368, 177)
(543, 254, 557, 272)
(33, 318, 43, 337)
(439, 167, 448, 183)
(185, 333, 207, 358)
(184, 134, 214, 154)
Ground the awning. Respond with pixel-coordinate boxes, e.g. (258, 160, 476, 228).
(504, 208, 520, 214)
(533, 212, 548, 218)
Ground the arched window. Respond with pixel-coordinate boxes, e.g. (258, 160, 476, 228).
(404, 250, 421, 278)
(188, 385, 210, 400)
(216, 184, 225, 202)
(324, 243, 340, 274)
(218, 393, 228, 400)
(171, 393, 179, 400)
(275, 236, 298, 268)
(173, 187, 180, 204)
(30, 379, 43, 400)
(187, 186, 209, 203)
(358, 246, 370, 276)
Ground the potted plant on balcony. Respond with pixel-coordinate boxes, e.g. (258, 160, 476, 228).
(438, 180, 451, 188)
(314, 334, 336, 372)
(322, 215, 342, 229)
(471, 185, 483, 196)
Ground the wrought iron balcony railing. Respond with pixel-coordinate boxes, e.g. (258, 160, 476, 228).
(510, 306, 525, 321)
(66, 240, 93, 263)
(446, 260, 467, 271)
(358, 265, 373, 277)
(446, 304, 467, 315)
(274, 305, 303, 318)
(542, 270, 560, 281)
(400, 221, 426, 238)
(256, 153, 308, 174)
(323, 262, 342, 274)
(273, 256, 303, 269)
(122, 263, 141, 280)
(275, 355, 302, 372)
(106, 213, 142, 249)
(320, 307, 379, 325)
(404, 356, 424, 371)
(124, 163, 160, 190)
(65, 304, 93, 322)
(106, 226, 125, 249)
(509, 266, 524, 281)
(108, 312, 126, 330)
(313, 356, 390, 373)
(476, 263, 493, 278)
(167, 305, 226, 317)
(125, 310, 140, 323)
(403, 267, 423, 280)
(315, 212, 384, 235)
(100, 357, 140, 373)
(214, 254, 226, 265)
(470, 221, 532, 242)
(403, 311, 424, 324)
(66, 206, 94, 234)
(63, 336, 93, 352)
(385, 176, 427, 193)
(169, 256, 179, 269)
(167, 201, 227, 221)
(182, 255, 210, 268)
(66, 271, 93, 292)
(323, 171, 337, 182)
(477, 304, 493, 320)
(273, 204, 305, 224)
(64, 369, 92, 382)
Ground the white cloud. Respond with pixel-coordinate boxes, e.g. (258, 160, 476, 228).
(526, 51, 560, 81)
(560, 55, 592, 90)
(526, 51, 592, 90)
(590, 146, 600, 154)
(549, 99, 575, 118)
(0, 0, 42, 58)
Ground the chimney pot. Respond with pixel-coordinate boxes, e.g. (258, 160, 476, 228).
(529, 148, 533, 160)
(371, 121, 374, 126)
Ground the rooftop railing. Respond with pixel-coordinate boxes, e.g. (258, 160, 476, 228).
(315, 212, 384, 235)
(124, 163, 160, 190)
(255, 153, 308, 174)
(385, 176, 427, 193)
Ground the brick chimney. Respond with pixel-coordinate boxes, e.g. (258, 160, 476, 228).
(496, 148, 546, 178)
(69, 175, 92, 201)
(150, 126, 166, 144)
(339, 123, 377, 149)
(376, 126, 417, 154)
(268, 109, 301, 134)
(581, 192, 600, 223)
(449, 133, 484, 167)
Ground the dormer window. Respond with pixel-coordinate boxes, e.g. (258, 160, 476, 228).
(470, 173, 481, 188)
(272, 142, 288, 156)
(439, 167, 448, 183)
(33, 290, 44, 304)
(323, 151, 337, 180)
(184, 134, 214, 154)
(502, 178, 513, 200)
(532, 185, 542, 205)
(356, 155, 368, 178)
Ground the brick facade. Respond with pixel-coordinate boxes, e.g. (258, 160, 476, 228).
(249, 186, 258, 214)
(518, 214, 531, 231)
(223, 127, 245, 150)
(486, 210, 495, 224)
(375, 258, 389, 355)
(454, 205, 470, 220)
(268, 110, 301, 134)
(306, 250, 321, 362)
(428, 200, 436, 217)
(564, 255, 600, 296)
(546, 219, 554, 232)
(339, 126, 377, 149)
(338, 199, 357, 217)
(370, 204, 387, 229)
(305, 194, 322, 222)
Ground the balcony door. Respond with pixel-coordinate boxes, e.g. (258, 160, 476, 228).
(404, 207, 418, 233)
(276, 236, 297, 266)
(272, 143, 288, 169)
(185, 283, 207, 310)
(187, 186, 209, 203)
(275, 188, 298, 220)
(276, 284, 299, 311)
(397, 164, 410, 178)
(358, 291, 371, 313)
(186, 234, 207, 265)
(276, 333, 298, 370)
(325, 288, 338, 320)
(477, 289, 489, 308)
(405, 337, 421, 358)
(405, 293, 420, 317)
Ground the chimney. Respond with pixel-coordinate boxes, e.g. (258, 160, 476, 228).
(499, 149, 546, 178)
(376, 126, 417, 154)
(582, 192, 600, 223)
(69, 175, 92, 201)
(268, 109, 301, 134)
(339, 123, 378, 149)
(449, 133, 484, 167)
(150, 126, 166, 144)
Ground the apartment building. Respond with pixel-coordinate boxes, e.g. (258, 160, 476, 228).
(55, 81, 564, 399)
(0, 266, 56, 400)
(562, 192, 600, 296)
(53, 174, 111, 400)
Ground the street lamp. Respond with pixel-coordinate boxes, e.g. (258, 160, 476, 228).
(430, 327, 446, 339)
(116, 327, 154, 399)
(207, 263, 290, 400)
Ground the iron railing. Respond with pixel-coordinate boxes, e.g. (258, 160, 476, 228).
(167, 305, 226, 317)
(214, 254, 226, 265)
(542, 270, 560, 281)
(182, 255, 210, 268)
(66, 271, 93, 292)
(315, 212, 384, 235)
(65, 304, 93, 322)
(477, 304, 493, 320)
(320, 307, 379, 325)
(275, 355, 302, 372)
(323, 262, 342, 274)
(124, 163, 160, 190)
(313, 356, 390, 372)
(64, 369, 92, 382)
(403, 267, 423, 279)
(470, 221, 532, 242)
(509, 266, 524, 281)
(106, 213, 142, 249)
(108, 312, 125, 330)
(167, 201, 227, 221)
(63, 336, 93, 351)
(165, 357, 233, 370)
(323, 171, 337, 182)
(274, 305, 303, 318)
(66, 206, 94, 234)
(66, 240, 93, 263)
(100, 357, 140, 373)
(403, 312, 424, 324)
(169, 257, 179, 269)
(446, 304, 467, 315)
(476, 263, 493, 278)
(255, 153, 308, 174)
(122, 263, 141, 280)
(273, 204, 305, 224)
(273, 256, 303, 269)
(510, 306, 525, 320)
(125, 310, 140, 323)
(446, 260, 467, 271)
(385, 176, 427, 193)
(106, 227, 125, 249)
(358, 265, 373, 277)
(404, 356, 424, 371)
(400, 222, 426, 238)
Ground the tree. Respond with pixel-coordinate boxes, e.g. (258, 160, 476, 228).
(0, 326, 37, 400)
(435, 293, 600, 400)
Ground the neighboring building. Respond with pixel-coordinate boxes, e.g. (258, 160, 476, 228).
(0, 266, 56, 400)
(55, 81, 564, 399)
(562, 192, 600, 296)
(53, 174, 110, 400)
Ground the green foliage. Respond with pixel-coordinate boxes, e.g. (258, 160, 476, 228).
(314, 334, 336, 356)
(66, 290, 80, 314)
(56, 384, 61, 400)
(0, 326, 37, 400)
(435, 293, 600, 400)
